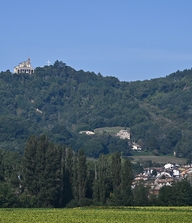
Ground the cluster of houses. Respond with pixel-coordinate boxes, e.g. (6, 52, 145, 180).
(79, 129, 142, 151)
(132, 163, 192, 195)
(114, 130, 143, 151)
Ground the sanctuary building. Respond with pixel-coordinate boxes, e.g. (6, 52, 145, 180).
(14, 57, 34, 74)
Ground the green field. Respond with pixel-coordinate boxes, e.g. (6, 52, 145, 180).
(94, 126, 130, 134)
(1, 207, 192, 222)
(129, 155, 187, 165)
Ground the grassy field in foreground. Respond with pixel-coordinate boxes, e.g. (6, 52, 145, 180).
(94, 126, 130, 134)
(1, 207, 192, 222)
(129, 155, 187, 165)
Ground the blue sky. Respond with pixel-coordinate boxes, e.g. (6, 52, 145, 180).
(1, 0, 192, 81)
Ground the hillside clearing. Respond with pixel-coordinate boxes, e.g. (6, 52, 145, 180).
(94, 126, 130, 134)
(129, 155, 187, 165)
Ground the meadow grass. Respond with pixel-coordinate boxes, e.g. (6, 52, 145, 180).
(1, 207, 192, 222)
(94, 127, 129, 134)
(129, 155, 187, 165)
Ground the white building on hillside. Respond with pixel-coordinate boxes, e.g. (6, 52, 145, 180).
(79, 131, 95, 135)
(116, 130, 130, 140)
(14, 57, 34, 74)
(132, 142, 142, 151)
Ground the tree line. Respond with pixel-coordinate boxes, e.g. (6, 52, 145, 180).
(0, 135, 133, 207)
(0, 135, 192, 208)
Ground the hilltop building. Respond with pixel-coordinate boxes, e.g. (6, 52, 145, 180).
(14, 57, 34, 74)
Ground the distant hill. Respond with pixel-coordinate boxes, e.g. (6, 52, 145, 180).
(0, 61, 192, 159)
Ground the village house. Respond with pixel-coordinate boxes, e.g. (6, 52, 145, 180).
(173, 169, 180, 177)
(134, 174, 148, 181)
(164, 163, 179, 170)
(156, 171, 172, 179)
(79, 131, 95, 135)
(116, 130, 130, 140)
(143, 167, 164, 177)
(181, 168, 192, 178)
(132, 142, 142, 151)
(154, 178, 173, 188)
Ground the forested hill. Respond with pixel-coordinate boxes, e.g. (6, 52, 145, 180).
(1, 61, 192, 159)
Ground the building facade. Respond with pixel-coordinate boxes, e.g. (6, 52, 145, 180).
(14, 57, 34, 74)
(116, 130, 130, 140)
(79, 131, 95, 135)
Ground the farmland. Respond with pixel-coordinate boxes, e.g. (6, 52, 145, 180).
(129, 155, 187, 165)
(1, 207, 192, 222)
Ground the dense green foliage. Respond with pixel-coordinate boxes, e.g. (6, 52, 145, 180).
(0, 136, 134, 207)
(1, 62, 192, 158)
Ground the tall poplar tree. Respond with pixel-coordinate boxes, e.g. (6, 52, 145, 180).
(111, 151, 121, 190)
(60, 145, 66, 206)
(98, 153, 108, 204)
(121, 158, 133, 190)
(0, 149, 4, 181)
(23, 135, 38, 195)
(78, 148, 87, 199)
(110, 151, 122, 205)
(120, 158, 133, 205)
(65, 146, 73, 203)
(93, 162, 99, 204)
(72, 152, 78, 199)
(44, 143, 62, 207)
(36, 134, 48, 202)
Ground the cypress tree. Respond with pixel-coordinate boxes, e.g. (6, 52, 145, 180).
(78, 148, 87, 199)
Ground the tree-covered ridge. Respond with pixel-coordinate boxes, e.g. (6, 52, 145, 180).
(0, 62, 192, 158)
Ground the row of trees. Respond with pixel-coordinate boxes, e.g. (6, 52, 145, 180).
(22, 135, 135, 207)
(0, 135, 133, 207)
(1, 135, 192, 208)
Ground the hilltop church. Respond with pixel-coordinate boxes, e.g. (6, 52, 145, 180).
(14, 57, 34, 74)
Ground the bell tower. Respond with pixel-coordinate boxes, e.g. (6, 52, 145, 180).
(27, 57, 31, 64)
